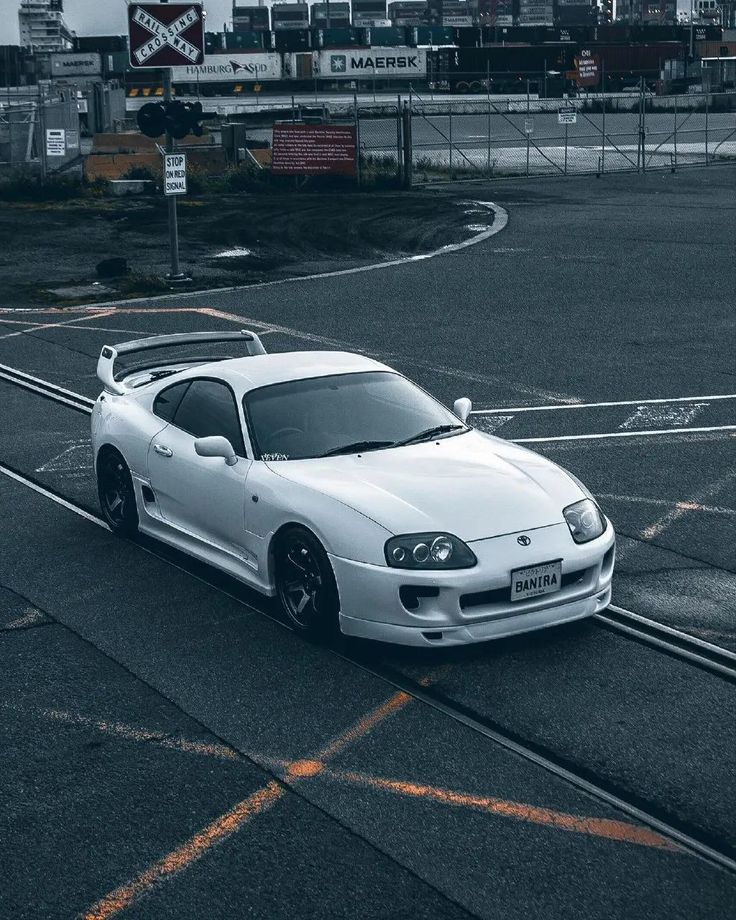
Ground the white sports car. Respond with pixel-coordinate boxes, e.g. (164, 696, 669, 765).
(92, 330, 615, 646)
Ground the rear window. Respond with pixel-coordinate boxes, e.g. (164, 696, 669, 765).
(153, 381, 190, 422)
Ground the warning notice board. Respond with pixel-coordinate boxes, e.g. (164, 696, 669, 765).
(575, 50, 600, 87)
(271, 124, 357, 177)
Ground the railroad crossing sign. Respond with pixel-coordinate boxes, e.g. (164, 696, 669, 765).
(127, 3, 204, 69)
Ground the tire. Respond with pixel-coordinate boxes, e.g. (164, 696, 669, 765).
(96, 448, 139, 537)
(274, 526, 340, 638)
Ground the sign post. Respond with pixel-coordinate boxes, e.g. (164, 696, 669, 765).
(128, 2, 204, 281)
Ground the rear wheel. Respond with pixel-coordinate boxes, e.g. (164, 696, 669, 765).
(97, 448, 139, 536)
(274, 526, 339, 637)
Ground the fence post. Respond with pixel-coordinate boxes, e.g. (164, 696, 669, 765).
(673, 93, 678, 170)
(487, 95, 492, 177)
(38, 91, 47, 178)
(601, 60, 606, 175)
(449, 105, 453, 178)
(564, 122, 568, 175)
(705, 91, 709, 164)
(526, 78, 530, 177)
(638, 77, 645, 173)
(402, 101, 412, 189)
(396, 94, 402, 184)
(354, 92, 361, 188)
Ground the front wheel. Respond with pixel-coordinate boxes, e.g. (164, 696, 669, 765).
(97, 448, 139, 537)
(274, 526, 340, 638)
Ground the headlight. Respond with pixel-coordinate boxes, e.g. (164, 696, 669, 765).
(563, 499, 607, 544)
(385, 533, 477, 569)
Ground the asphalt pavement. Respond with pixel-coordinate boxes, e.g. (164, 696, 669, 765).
(1, 164, 735, 919)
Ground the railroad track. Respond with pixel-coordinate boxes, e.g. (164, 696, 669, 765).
(1, 363, 736, 874)
(2, 361, 733, 681)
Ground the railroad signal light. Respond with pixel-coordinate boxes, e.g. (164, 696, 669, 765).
(136, 101, 167, 138)
(136, 100, 216, 140)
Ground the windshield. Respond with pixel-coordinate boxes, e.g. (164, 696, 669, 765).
(244, 371, 466, 461)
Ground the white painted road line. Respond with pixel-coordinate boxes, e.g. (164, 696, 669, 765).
(471, 393, 736, 415)
(595, 494, 736, 516)
(513, 425, 736, 444)
(618, 403, 707, 431)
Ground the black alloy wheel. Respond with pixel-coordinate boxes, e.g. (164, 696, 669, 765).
(97, 449, 139, 536)
(275, 526, 340, 637)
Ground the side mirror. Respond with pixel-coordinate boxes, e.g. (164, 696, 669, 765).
(453, 397, 472, 424)
(194, 435, 238, 466)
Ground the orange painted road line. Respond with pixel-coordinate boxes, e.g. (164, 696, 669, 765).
(315, 690, 412, 761)
(640, 471, 736, 541)
(312, 671, 441, 762)
(3, 608, 46, 630)
(319, 769, 678, 852)
(81, 782, 284, 920)
(79, 679, 433, 919)
(0, 311, 116, 341)
(1, 704, 238, 761)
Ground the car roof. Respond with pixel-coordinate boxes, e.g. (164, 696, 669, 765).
(175, 350, 393, 392)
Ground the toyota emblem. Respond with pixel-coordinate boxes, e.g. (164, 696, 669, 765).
(517, 535, 531, 546)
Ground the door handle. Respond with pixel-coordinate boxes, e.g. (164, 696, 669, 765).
(153, 444, 173, 457)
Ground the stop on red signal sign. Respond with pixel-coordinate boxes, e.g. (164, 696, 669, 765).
(127, 3, 204, 69)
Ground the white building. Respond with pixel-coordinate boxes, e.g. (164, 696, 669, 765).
(18, 0, 74, 53)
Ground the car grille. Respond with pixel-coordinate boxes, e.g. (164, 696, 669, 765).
(459, 566, 592, 611)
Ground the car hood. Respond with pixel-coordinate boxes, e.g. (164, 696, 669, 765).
(266, 430, 585, 541)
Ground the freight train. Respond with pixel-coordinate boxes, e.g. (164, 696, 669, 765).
(95, 23, 721, 96)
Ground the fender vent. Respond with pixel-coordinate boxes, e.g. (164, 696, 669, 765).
(141, 486, 155, 503)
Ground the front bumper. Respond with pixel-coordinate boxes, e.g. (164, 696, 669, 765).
(330, 521, 615, 647)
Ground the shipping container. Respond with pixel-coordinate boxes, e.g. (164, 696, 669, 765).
(315, 28, 365, 47)
(224, 30, 267, 50)
(364, 26, 408, 45)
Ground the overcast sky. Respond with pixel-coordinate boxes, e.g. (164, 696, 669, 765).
(1, 0, 237, 46)
(1, 0, 695, 48)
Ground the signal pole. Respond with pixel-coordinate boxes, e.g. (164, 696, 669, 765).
(163, 67, 184, 280)
(160, 0, 184, 280)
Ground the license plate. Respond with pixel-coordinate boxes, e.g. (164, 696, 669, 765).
(510, 560, 562, 602)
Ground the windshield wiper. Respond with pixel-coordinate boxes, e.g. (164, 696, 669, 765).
(321, 439, 395, 457)
(393, 424, 466, 448)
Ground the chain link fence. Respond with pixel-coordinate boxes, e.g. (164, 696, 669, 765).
(355, 90, 736, 184)
(0, 90, 81, 175)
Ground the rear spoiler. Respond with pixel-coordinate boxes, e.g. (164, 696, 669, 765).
(96, 330, 266, 395)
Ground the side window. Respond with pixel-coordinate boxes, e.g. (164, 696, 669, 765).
(172, 379, 246, 457)
(153, 381, 190, 423)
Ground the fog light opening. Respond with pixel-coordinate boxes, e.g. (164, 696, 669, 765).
(399, 585, 440, 612)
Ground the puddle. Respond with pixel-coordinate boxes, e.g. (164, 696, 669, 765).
(213, 248, 253, 259)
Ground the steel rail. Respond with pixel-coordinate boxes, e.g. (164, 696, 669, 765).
(0, 361, 95, 414)
(0, 453, 735, 876)
(595, 605, 736, 683)
(2, 366, 736, 873)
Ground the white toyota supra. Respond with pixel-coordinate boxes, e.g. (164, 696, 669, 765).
(92, 330, 615, 646)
